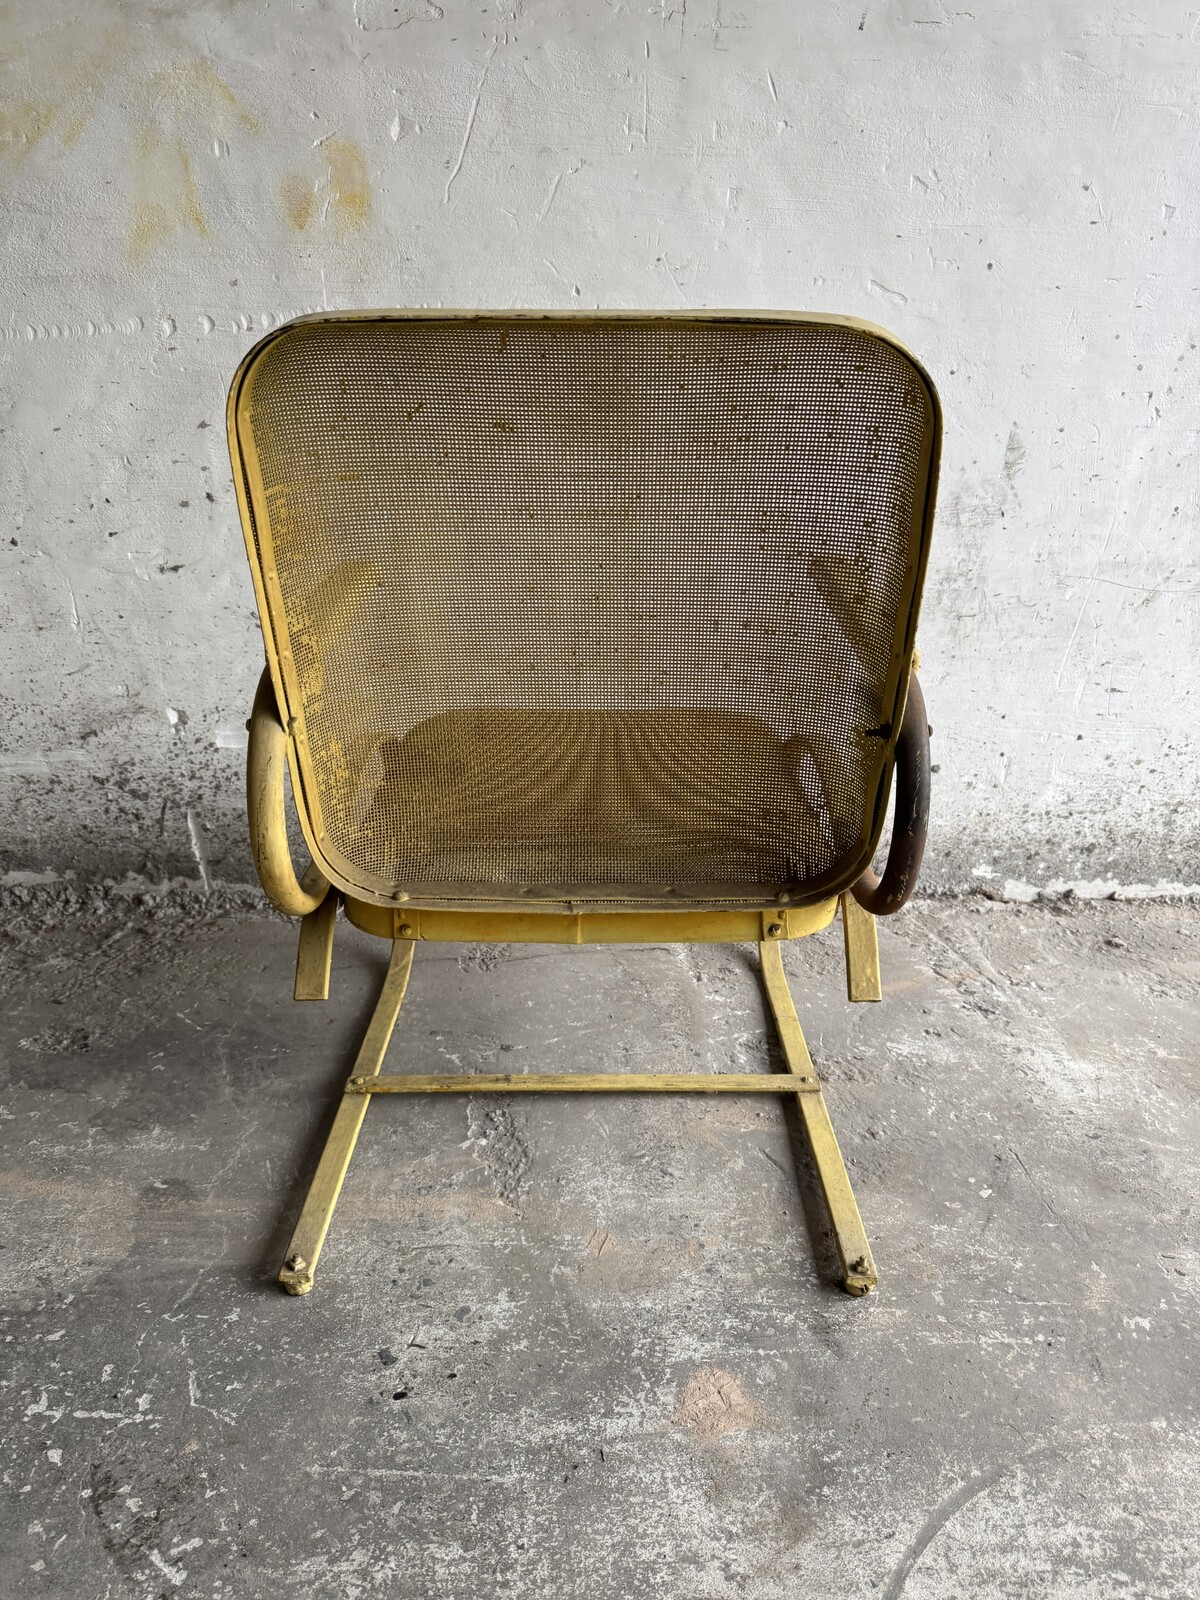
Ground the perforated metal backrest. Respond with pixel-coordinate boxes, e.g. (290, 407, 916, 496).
(229, 312, 938, 911)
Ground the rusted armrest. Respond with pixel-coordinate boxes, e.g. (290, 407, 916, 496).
(247, 666, 331, 917)
(851, 673, 930, 916)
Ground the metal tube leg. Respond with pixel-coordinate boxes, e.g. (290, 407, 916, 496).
(294, 890, 339, 1001)
(840, 891, 882, 1003)
(278, 940, 415, 1295)
(760, 939, 878, 1296)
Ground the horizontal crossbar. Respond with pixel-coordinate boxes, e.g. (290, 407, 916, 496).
(346, 1071, 817, 1095)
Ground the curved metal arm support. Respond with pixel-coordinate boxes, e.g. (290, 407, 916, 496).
(247, 666, 331, 918)
(851, 672, 930, 916)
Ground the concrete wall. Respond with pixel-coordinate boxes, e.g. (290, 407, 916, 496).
(2, 0, 1196, 894)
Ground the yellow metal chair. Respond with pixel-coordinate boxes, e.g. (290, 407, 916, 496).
(227, 311, 939, 1297)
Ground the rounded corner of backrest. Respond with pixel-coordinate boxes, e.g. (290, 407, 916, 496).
(824, 317, 941, 444)
(900, 347, 942, 453)
(870, 326, 941, 446)
(226, 317, 321, 458)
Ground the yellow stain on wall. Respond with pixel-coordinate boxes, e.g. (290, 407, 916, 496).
(61, 108, 92, 150)
(279, 139, 372, 236)
(0, 101, 58, 177)
(186, 58, 260, 132)
(129, 128, 208, 263)
(281, 172, 317, 232)
(59, 37, 116, 148)
(326, 139, 371, 234)
(0, 38, 136, 174)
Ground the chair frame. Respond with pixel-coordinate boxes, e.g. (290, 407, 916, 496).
(229, 310, 939, 1299)
(248, 658, 931, 1299)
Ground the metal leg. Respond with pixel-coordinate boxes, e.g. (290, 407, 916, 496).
(759, 939, 878, 1295)
(278, 940, 415, 1295)
(294, 891, 339, 1001)
(839, 891, 882, 1003)
(276, 934, 875, 1299)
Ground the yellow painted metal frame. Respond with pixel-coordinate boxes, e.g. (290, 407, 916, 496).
(278, 917, 881, 1299)
(229, 309, 935, 1301)
(271, 875, 883, 1299)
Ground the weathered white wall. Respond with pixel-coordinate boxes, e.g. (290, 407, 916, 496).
(2, 0, 1196, 892)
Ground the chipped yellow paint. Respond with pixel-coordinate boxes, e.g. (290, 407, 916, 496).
(129, 129, 208, 263)
(326, 138, 371, 233)
(280, 172, 316, 232)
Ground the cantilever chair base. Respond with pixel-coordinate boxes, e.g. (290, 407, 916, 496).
(277, 893, 882, 1299)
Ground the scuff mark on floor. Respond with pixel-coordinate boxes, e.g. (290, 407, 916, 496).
(464, 1098, 530, 1209)
(673, 1367, 756, 1442)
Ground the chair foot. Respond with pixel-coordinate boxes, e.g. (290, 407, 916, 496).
(843, 1260, 877, 1297)
(279, 1253, 314, 1296)
(760, 938, 879, 1295)
(277, 939, 415, 1295)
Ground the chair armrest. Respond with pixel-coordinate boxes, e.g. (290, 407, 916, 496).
(247, 666, 331, 917)
(851, 672, 931, 916)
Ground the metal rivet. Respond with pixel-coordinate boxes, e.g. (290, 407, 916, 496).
(397, 922, 413, 937)
(392, 889, 409, 902)
(768, 922, 783, 937)
(776, 892, 791, 905)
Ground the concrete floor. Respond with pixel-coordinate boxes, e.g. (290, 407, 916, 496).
(1, 886, 1197, 1599)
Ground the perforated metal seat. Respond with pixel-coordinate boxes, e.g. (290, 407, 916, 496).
(229, 311, 940, 1298)
(356, 706, 834, 895)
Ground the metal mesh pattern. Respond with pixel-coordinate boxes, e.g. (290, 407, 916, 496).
(234, 315, 935, 907)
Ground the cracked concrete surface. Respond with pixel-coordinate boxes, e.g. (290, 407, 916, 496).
(1, 889, 1197, 1597)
